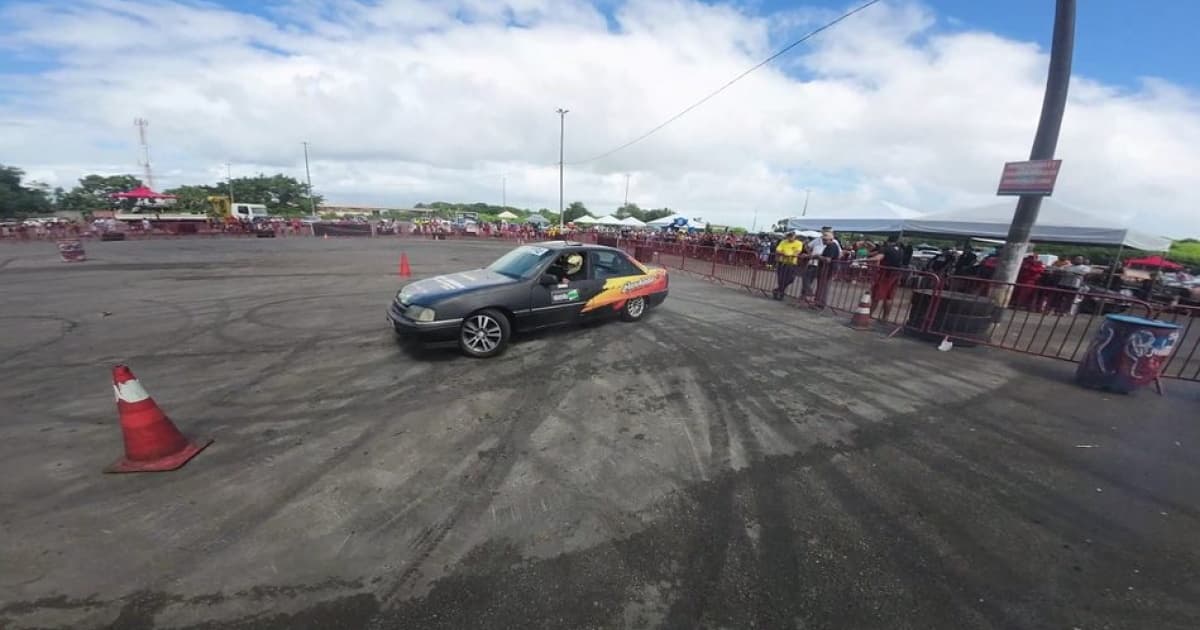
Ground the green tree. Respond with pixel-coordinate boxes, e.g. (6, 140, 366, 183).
(615, 203, 642, 219)
(57, 174, 142, 213)
(223, 174, 322, 215)
(164, 184, 222, 214)
(642, 208, 673, 223)
(563, 201, 589, 223)
(0, 165, 52, 218)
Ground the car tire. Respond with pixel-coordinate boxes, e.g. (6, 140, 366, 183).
(620, 296, 648, 322)
(459, 309, 511, 358)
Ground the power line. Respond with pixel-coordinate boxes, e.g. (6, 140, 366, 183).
(567, 0, 883, 166)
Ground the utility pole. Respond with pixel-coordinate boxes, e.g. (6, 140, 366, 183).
(995, 0, 1076, 303)
(556, 108, 569, 228)
(624, 173, 630, 207)
(502, 176, 507, 210)
(226, 163, 234, 206)
(302, 141, 316, 217)
(802, 188, 810, 217)
(134, 118, 154, 189)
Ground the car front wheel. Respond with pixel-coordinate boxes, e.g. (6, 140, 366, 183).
(459, 309, 510, 358)
(620, 296, 647, 322)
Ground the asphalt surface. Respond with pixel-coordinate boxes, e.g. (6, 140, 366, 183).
(1, 237, 1198, 630)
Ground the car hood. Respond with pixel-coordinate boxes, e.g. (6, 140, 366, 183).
(399, 269, 518, 304)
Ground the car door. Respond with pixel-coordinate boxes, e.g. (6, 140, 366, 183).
(577, 249, 654, 317)
(527, 249, 604, 328)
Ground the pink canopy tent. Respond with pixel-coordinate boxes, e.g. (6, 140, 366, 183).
(1125, 255, 1183, 271)
(109, 186, 177, 199)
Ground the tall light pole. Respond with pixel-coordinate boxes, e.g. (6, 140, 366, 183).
(226, 163, 234, 206)
(556, 108, 569, 228)
(995, 0, 1075, 303)
(801, 188, 811, 216)
(502, 176, 507, 210)
(302, 141, 316, 217)
(624, 173, 631, 207)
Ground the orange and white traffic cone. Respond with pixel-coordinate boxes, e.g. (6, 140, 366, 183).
(849, 291, 873, 331)
(398, 252, 412, 278)
(106, 365, 211, 473)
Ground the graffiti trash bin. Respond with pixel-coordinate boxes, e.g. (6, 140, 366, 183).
(1075, 314, 1179, 394)
(57, 239, 87, 262)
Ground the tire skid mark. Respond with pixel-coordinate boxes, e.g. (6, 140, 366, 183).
(375, 331, 613, 610)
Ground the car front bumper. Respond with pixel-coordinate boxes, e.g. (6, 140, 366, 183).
(387, 302, 461, 342)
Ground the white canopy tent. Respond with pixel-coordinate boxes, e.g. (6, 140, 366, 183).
(647, 214, 685, 227)
(618, 216, 646, 227)
(646, 214, 707, 230)
(574, 215, 598, 224)
(783, 200, 1170, 251)
(496, 210, 518, 220)
(595, 215, 623, 226)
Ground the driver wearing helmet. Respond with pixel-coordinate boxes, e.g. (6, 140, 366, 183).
(559, 252, 585, 282)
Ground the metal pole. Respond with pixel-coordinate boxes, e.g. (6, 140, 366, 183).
(226, 163, 234, 206)
(624, 173, 630, 207)
(556, 108, 568, 228)
(502, 176, 506, 211)
(802, 188, 810, 216)
(994, 0, 1076, 305)
(1106, 243, 1125, 289)
(302, 141, 316, 217)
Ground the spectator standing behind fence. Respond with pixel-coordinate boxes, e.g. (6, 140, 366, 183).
(812, 230, 842, 308)
(801, 228, 828, 300)
(868, 235, 905, 320)
(772, 231, 804, 300)
(1055, 256, 1093, 313)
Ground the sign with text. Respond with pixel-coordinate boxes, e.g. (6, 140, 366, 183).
(996, 159, 1062, 196)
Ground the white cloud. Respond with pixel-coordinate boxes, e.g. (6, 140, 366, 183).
(1, 0, 1198, 237)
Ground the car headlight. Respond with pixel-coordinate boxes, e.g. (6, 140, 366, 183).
(405, 305, 436, 322)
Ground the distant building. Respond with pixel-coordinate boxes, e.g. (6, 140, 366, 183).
(319, 204, 433, 217)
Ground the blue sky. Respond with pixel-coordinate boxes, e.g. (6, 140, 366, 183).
(2, 0, 1193, 97)
(48, 0, 1192, 92)
(2, 0, 1199, 235)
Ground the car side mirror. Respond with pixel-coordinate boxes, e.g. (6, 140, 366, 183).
(539, 273, 559, 285)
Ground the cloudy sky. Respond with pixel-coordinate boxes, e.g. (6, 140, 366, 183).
(1, 0, 1198, 236)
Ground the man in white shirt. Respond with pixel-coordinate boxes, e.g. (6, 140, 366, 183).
(802, 226, 837, 299)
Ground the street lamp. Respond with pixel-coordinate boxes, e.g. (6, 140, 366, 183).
(302, 141, 316, 217)
(556, 108, 569, 228)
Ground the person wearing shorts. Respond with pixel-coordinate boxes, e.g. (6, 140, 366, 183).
(868, 235, 905, 320)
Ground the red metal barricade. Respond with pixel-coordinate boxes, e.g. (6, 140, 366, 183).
(1147, 304, 1200, 382)
(925, 276, 1155, 360)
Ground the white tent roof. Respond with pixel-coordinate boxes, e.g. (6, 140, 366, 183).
(574, 215, 598, 224)
(496, 210, 518, 220)
(618, 216, 646, 227)
(595, 215, 623, 226)
(647, 213, 685, 227)
(526, 214, 550, 225)
(906, 200, 1170, 251)
(784, 199, 1170, 251)
(646, 214, 706, 229)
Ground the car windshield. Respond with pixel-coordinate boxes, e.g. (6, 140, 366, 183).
(487, 245, 556, 279)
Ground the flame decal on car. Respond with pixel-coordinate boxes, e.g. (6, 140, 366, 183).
(580, 268, 669, 313)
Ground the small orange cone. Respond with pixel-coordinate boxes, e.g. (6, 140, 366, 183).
(849, 291, 873, 331)
(399, 252, 412, 278)
(106, 365, 211, 473)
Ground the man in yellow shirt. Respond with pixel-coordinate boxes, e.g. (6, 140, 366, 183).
(773, 231, 805, 300)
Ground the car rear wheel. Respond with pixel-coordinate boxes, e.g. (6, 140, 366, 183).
(620, 296, 647, 322)
(459, 309, 510, 358)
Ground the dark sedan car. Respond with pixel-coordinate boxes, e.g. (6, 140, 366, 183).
(388, 241, 669, 357)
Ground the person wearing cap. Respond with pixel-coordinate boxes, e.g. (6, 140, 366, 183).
(772, 231, 804, 300)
